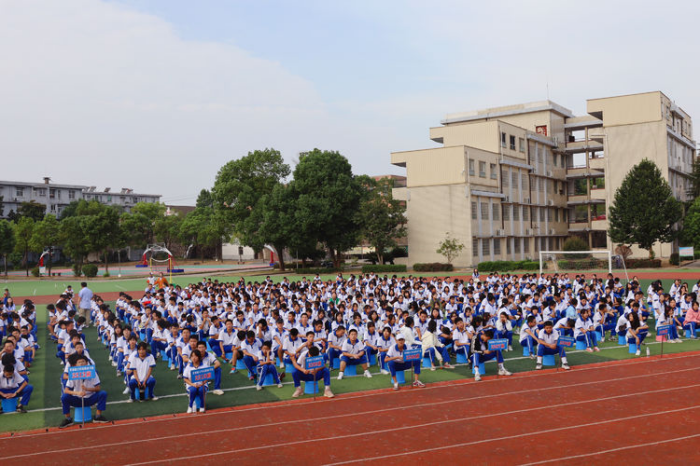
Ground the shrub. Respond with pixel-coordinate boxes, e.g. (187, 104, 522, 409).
(72, 264, 82, 277)
(625, 258, 661, 269)
(31, 267, 41, 277)
(103, 271, 111, 278)
(361, 264, 407, 273)
(82, 264, 98, 278)
(557, 259, 606, 270)
(291, 267, 345, 275)
(478, 261, 541, 272)
(413, 263, 454, 272)
(669, 253, 680, 266)
(562, 237, 590, 259)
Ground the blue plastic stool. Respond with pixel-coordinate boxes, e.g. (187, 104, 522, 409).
(422, 357, 432, 369)
(236, 359, 247, 370)
(392, 370, 406, 384)
(261, 372, 275, 387)
(628, 343, 638, 354)
(332, 358, 340, 369)
(285, 362, 297, 374)
(304, 380, 319, 394)
(595, 331, 603, 342)
(542, 354, 555, 366)
(575, 340, 587, 350)
(160, 350, 169, 364)
(344, 364, 357, 376)
(686, 329, 693, 338)
(472, 362, 485, 375)
(522, 346, 531, 357)
(73, 406, 92, 422)
(135, 386, 152, 400)
(618, 335, 627, 345)
(225, 352, 233, 360)
(1, 398, 18, 413)
(368, 353, 377, 366)
(456, 352, 469, 364)
(193, 396, 203, 411)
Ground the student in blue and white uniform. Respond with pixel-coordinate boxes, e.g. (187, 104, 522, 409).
(574, 309, 600, 352)
(60, 353, 108, 428)
(1, 363, 32, 413)
(337, 328, 372, 380)
(384, 333, 424, 390)
(472, 329, 512, 382)
(127, 342, 158, 402)
(196, 341, 224, 395)
(183, 349, 208, 414)
(534, 321, 570, 370)
(291, 345, 334, 398)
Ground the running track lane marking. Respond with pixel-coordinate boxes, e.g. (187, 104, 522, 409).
(21, 349, 700, 414)
(6, 359, 700, 445)
(7, 374, 699, 460)
(121, 386, 700, 466)
(518, 432, 700, 465)
(319, 404, 700, 466)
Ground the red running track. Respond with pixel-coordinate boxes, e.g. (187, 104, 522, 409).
(2, 352, 700, 465)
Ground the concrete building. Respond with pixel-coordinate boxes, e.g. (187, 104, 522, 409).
(0, 177, 161, 218)
(391, 91, 694, 267)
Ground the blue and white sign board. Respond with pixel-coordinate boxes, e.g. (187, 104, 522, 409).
(305, 356, 325, 370)
(488, 339, 508, 351)
(191, 367, 215, 383)
(403, 348, 422, 362)
(67, 365, 96, 381)
(656, 325, 672, 337)
(558, 336, 575, 348)
(680, 247, 694, 258)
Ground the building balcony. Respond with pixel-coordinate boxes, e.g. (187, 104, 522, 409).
(561, 140, 604, 153)
(589, 157, 605, 171)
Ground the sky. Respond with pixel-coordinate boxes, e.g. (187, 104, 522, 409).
(1, 0, 698, 205)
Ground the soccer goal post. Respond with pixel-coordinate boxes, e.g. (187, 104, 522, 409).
(539, 250, 612, 276)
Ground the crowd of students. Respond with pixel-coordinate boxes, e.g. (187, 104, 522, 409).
(2, 271, 700, 428)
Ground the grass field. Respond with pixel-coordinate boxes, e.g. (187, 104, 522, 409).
(2, 297, 699, 433)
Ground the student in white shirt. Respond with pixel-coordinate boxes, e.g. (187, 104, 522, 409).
(574, 309, 600, 352)
(534, 321, 570, 370)
(421, 320, 454, 370)
(385, 334, 424, 390)
(0, 363, 32, 413)
(337, 329, 372, 380)
(60, 354, 108, 428)
(183, 349, 208, 414)
(291, 345, 334, 398)
(127, 342, 158, 402)
(255, 341, 283, 390)
(452, 318, 472, 361)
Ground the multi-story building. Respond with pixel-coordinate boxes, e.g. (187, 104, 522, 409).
(391, 91, 694, 267)
(0, 177, 161, 218)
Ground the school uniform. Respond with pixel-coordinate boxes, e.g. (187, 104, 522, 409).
(452, 328, 471, 359)
(292, 348, 331, 388)
(242, 338, 264, 378)
(385, 343, 421, 378)
(255, 350, 281, 386)
(183, 363, 208, 409)
(340, 339, 367, 366)
(216, 329, 238, 358)
(0, 370, 32, 408)
(471, 332, 505, 370)
(574, 316, 598, 347)
(61, 372, 107, 415)
(536, 328, 567, 360)
(519, 325, 539, 353)
(127, 355, 157, 400)
(326, 332, 347, 363)
(201, 351, 222, 390)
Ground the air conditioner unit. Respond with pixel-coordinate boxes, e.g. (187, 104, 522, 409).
(532, 166, 538, 174)
(496, 229, 505, 237)
(549, 229, 555, 235)
(524, 198, 530, 204)
(547, 170, 553, 177)
(525, 228, 531, 235)
(504, 195, 510, 202)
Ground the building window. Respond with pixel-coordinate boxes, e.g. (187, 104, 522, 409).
(512, 172, 519, 189)
(482, 240, 490, 256)
(591, 177, 605, 189)
(561, 154, 566, 168)
(523, 206, 529, 221)
(479, 161, 486, 178)
(469, 159, 475, 176)
(69, 190, 76, 199)
(494, 238, 501, 255)
(471, 201, 477, 220)
(513, 206, 520, 221)
(502, 171, 509, 187)
(492, 203, 500, 220)
(509, 135, 516, 150)
(554, 208, 560, 222)
(519, 138, 525, 152)
(514, 239, 521, 254)
(539, 207, 545, 222)
(506, 239, 511, 255)
(490, 163, 497, 180)
(16, 188, 24, 197)
(552, 153, 557, 167)
(481, 202, 489, 220)
(524, 238, 530, 253)
(503, 205, 510, 221)
(472, 239, 479, 256)
(501, 132, 507, 148)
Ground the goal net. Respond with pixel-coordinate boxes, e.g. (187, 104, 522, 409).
(539, 250, 613, 276)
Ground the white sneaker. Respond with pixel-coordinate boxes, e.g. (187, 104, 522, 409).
(393, 383, 399, 391)
(561, 364, 571, 370)
(211, 389, 224, 396)
(199, 408, 205, 413)
(675, 339, 683, 343)
(474, 372, 481, 381)
(364, 370, 372, 378)
(151, 396, 159, 401)
(430, 366, 436, 371)
(292, 387, 303, 398)
(186, 407, 193, 414)
(635, 350, 641, 356)
(170, 364, 176, 371)
(111, 362, 117, 367)
(498, 368, 512, 376)
(508, 345, 513, 352)
(123, 387, 130, 395)
(337, 372, 344, 380)
(256, 385, 262, 391)
(380, 369, 389, 375)
(323, 387, 335, 398)
(535, 364, 543, 370)
(277, 383, 283, 388)
(126, 398, 134, 403)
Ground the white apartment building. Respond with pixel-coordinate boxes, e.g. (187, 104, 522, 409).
(391, 91, 694, 267)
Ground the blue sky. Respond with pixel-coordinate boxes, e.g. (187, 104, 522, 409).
(1, 0, 698, 204)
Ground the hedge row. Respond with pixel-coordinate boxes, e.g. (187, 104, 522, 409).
(625, 258, 661, 269)
(361, 264, 407, 273)
(478, 260, 540, 272)
(556, 259, 605, 270)
(413, 263, 454, 272)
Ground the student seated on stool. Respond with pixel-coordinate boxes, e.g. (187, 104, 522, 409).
(0, 363, 32, 413)
(472, 329, 512, 382)
(384, 333, 424, 391)
(196, 341, 224, 395)
(337, 329, 372, 380)
(291, 345, 334, 398)
(60, 354, 108, 428)
(535, 321, 570, 370)
(127, 342, 158, 402)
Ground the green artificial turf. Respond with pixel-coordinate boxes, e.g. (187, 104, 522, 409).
(2, 299, 699, 433)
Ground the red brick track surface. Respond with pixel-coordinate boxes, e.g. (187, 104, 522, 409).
(3, 351, 700, 465)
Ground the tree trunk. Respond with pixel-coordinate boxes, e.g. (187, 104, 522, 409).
(275, 245, 286, 271)
(648, 247, 654, 259)
(3, 254, 7, 278)
(104, 250, 109, 273)
(331, 248, 341, 270)
(24, 249, 29, 277)
(376, 251, 383, 264)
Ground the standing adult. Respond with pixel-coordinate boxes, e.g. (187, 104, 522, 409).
(78, 282, 93, 326)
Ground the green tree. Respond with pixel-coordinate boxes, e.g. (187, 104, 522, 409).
(8, 201, 46, 222)
(13, 217, 35, 276)
(0, 220, 15, 277)
(608, 159, 682, 257)
(357, 176, 407, 264)
(155, 213, 183, 250)
(292, 149, 363, 268)
(196, 189, 214, 208)
(60, 216, 91, 275)
(83, 206, 122, 273)
(212, 148, 291, 253)
(0, 195, 4, 217)
(687, 158, 700, 201)
(681, 197, 700, 250)
(121, 202, 167, 247)
(436, 233, 464, 264)
(30, 215, 61, 275)
(179, 207, 232, 260)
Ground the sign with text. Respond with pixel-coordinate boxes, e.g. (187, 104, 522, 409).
(656, 325, 672, 337)
(191, 367, 215, 383)
(403, 348, 422, 362)
(67, 365, 96, 380)
(558, 336, 575, 348)
(305, 356, 325, 370)
(488, 339, 508, 351)
(679, 247, 694, 258)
